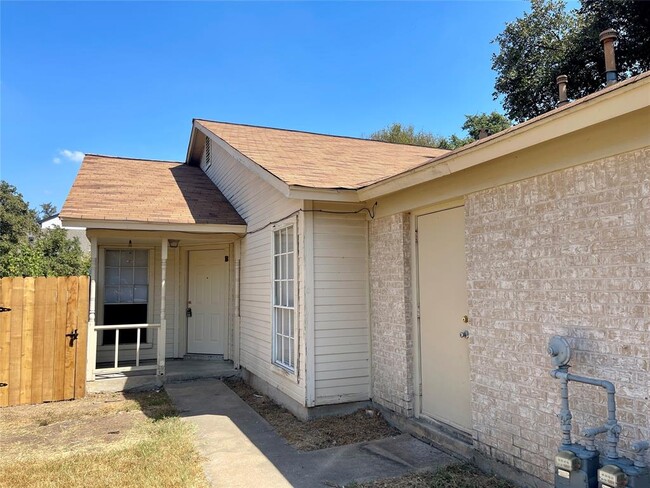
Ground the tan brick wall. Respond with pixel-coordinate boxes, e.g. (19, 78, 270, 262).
(466, 148, 650, 483)
(369, 213, 415, 416)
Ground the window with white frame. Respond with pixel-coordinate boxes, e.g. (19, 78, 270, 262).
(103, 249, 149, 345)
(273, 225, 295, 370)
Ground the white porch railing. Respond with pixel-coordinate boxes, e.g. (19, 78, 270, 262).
(94, 323, 161, 374)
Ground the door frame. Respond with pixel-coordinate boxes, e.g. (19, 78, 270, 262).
(178, 244, 233, 358)
(411, 198, 470, 432)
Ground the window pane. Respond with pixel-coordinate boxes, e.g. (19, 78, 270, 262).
(106, 250, 120, 267)
(134, 250, 148, 267)
(120, 268, 134, 285)
(105, 286, 119, 304)
(134, 267, 148, 285)
(287, 227, 294, 252)
(287, 281, 294, 308)
(282, 281, 288, 307)
(274, 281, 281, 306)
(287, 254, 294, 280)
(106, 267, 120, 285)
(274, 255, 281, 279)
(280, 254, 287, 280)
(134, 285, 148, 303)
(281, 229, 287, 254)
(283, 337, 289, 365)
(119, 287, 133, 303)
(289, 338, 294, 367)
(120, 250, 134, 266)
(288, 311, 293, 337)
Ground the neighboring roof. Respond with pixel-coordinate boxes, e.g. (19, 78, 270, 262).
(195, 119, 449, 190)
(38, 213, 60, 225)
(61, 155, 245, 226)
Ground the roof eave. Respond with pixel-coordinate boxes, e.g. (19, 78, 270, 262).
(60, 217, 247, 234)
(357, 73, 650, 202)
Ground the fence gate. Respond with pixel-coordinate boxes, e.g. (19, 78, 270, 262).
(0, 276, 89, 407)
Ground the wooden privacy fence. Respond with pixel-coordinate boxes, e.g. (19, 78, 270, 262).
(0, 276, 89, 407)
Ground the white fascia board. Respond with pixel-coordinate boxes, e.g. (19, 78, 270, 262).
(358, 76, 650, 202)
(60, 218, 247, 234)
(287, 186, 360, 203)
(193, 122, 292, 197)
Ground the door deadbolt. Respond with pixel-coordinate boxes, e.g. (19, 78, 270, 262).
(459, 330, 470, 339)
(462, 315, 469, 323)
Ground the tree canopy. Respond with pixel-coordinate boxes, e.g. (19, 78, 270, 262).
(0, 181, 89, 277)
(370, 112, 511, 150)
(492, 0, 650, 122)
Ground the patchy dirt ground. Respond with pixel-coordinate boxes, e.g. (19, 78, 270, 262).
(0, 390, 207, 488)
(349, 464, 517, 488)
(0, 390, 176, 460)
(224, 377, 401, 451)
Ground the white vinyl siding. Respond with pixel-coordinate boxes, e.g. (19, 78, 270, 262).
(201, 137, 306, 405)
(273, 225, 295, 370)
(313, 209, 370, 405)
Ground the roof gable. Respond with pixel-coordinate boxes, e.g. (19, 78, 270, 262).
(190, 120, 449, 190)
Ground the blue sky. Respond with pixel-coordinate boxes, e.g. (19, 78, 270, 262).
(1, 1, 551, 212)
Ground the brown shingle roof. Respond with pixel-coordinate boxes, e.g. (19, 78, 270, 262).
(196, 120, 449, 190)
(61, 155, 245, 226)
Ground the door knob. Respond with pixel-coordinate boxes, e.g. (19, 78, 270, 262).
(459, 330, 470, 339)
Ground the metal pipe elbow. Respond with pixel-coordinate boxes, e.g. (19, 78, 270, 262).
(583, 425, 608, 438)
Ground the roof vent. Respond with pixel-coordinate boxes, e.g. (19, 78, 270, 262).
(556, 75, 569, 107)
(204, 136, 212, 168)
(599, 29, 618, 86)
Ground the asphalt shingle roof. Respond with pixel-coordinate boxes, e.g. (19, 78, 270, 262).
(61, 155, 245, 225)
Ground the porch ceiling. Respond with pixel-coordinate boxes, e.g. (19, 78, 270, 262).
(61, 154, 246, 229)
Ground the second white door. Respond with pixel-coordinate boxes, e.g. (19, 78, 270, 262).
(187, 250, 229, 355)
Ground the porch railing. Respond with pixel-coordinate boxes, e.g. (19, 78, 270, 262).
(94, 323, 161, 374)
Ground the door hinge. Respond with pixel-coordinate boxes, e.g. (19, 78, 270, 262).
(0, 306, 10, 313)
(415, 228, 418, 244)
(417, 305, 420, 320)
(225, 255, 229, 262)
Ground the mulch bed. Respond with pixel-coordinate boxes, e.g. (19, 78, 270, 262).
(223, 377, 400, 451)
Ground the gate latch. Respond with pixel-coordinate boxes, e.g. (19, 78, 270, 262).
(0, 306, 10, 313)
(66, 329, 79, 344)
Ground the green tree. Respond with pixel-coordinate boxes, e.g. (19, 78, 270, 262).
(462, 112, 512, 139)
(39, 202, 58, 220)
(492, 0, 650, 122)
(0, 181, 88, 277)
(369, 123, 452, 148)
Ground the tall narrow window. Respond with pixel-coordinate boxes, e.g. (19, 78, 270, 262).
(273, 225, 295, 370)
(103, 249, 149, 344)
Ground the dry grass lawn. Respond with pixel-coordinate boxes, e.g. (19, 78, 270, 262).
(349, 464, 517, 488)
(224, 377, 400, 450)
(0, 390, 208, 488)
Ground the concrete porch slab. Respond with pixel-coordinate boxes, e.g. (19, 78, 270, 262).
(87, 359, 239, 393)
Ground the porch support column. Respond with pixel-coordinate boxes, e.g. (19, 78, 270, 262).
(87, 236, 98, 381)
(157, 238, 168, 377)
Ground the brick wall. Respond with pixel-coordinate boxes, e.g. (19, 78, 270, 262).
(369, 213, 415, 416)
(466, 148, 650, 483)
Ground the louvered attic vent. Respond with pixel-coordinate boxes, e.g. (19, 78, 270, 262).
(204, 136, 212, 168)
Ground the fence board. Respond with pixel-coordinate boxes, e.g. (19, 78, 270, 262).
(31, 277, 47, 404)
(19, 278, 35, 404)
(8, 279, 23, 406)
(0, 276, 88, 407)
(75, 276, 89, 398)
(0, 279, 12, 407)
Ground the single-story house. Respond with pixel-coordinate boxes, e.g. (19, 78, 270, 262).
(61, 70, 649, 486)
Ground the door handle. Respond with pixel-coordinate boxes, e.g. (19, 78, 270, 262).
(186, 307, 192, 318)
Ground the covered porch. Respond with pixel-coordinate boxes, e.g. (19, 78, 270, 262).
(59, 154, 247, 389)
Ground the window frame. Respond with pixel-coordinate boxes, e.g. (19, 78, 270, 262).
(97, 246, 155, 349)
(271, 223, 297, 373)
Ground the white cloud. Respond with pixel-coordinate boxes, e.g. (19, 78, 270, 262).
(54, 149, 84, 164)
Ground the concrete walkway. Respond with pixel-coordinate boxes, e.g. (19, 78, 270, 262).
(166, 379, 455, 488)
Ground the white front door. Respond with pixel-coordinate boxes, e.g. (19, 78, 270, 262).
(416, 206, 472, 432)
(187, 250, 229, 355)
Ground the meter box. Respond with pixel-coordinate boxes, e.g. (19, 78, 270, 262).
(598, 461, 650, 488)
(599, 465, 627, 488)
(555, 446, 599, 488)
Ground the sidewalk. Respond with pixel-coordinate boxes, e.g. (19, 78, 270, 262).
(166, 378, 456, 488)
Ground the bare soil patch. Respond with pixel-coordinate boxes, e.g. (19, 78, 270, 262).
(0, 390, 207, 488)
(349, 463, 517, 488)
(224, 377, 400, 451)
